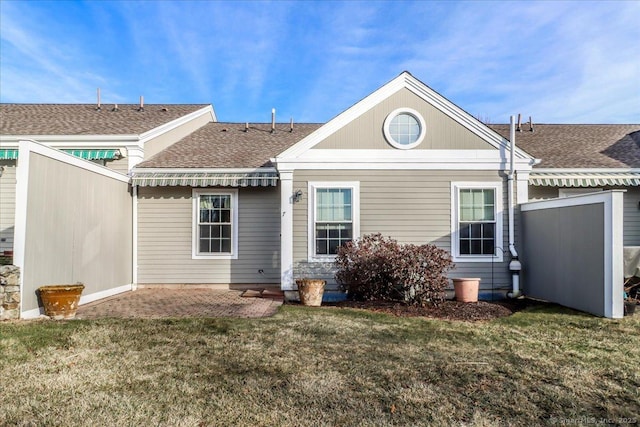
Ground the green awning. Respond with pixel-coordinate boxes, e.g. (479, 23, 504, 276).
(0, 149, 18, 160)
(0, 148, 122, 161)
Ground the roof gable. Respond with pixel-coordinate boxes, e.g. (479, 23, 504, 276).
(0, 103, 213, 136)
(276, 72, 533, 160)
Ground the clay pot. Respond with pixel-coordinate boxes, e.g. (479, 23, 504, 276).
(295, 279, 326, 307)
(453, 278, 480, 303)
(38, 284, 85, 319)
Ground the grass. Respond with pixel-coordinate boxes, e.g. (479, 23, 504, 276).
(1, 304, 639, 426)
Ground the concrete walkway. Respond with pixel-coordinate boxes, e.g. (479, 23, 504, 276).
(76, 288, 284, 319)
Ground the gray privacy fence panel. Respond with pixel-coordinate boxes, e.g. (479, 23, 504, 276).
(521, 191, 624, 318)
(14, 141, 132, 317)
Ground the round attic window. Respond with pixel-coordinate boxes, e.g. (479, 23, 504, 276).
(383, 108, 426, 149)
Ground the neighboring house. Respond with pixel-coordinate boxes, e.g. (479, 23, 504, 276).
(130, 72, 536, 299)
(0, 103, 216, 253)
(490, 124, 640, 246)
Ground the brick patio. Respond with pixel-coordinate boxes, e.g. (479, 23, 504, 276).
(76, 288, 284, 319)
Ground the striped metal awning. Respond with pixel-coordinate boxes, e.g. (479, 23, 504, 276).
(0, 148, 122, 160)
(530, 171, 640, 187)
(131, 171, 279, 187)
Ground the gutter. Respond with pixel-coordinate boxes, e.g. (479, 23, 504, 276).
(507, 115, 522, 298)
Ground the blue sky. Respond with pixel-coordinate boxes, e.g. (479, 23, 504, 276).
(1, 0, 638, 124)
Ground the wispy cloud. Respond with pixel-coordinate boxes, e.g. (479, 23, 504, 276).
(1, 0, 638, 123)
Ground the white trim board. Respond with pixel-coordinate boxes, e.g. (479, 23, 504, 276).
(132, 167, 277, 174)
(521, 189, 626, 211)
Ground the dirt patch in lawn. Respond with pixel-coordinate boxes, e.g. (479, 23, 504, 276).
(325, 298, 534, 321)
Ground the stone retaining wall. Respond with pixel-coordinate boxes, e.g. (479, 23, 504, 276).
(1, 265, 20, 320)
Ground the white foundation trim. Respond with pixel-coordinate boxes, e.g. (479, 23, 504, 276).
(79, 284, 133, 305)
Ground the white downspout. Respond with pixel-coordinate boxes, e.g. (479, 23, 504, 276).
(507, 115, 522, 298)
(132, 184, 138, 291)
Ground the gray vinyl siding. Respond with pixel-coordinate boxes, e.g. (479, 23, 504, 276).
(22, 152, 132, 312)
(137, 185, 280, 284)
(528, 185, 640, 246)
(521, 201, 607, 316)
(293, 169, 513, 291)
(143, 113, 213, 159)
(314, 88, 495, 150)
(102, 157, 130, 174)
(0, 160, 16, 252)
(624, 187, 640, 245)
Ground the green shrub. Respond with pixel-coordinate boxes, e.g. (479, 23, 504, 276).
(335, 233, 454, 305)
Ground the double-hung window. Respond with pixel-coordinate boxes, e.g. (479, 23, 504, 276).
(451, 183, 503, 262)
(192, 189, 238, 259)
(308, 182, 360, 260)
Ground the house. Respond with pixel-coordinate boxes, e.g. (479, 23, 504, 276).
(4, 71, 636, 319)
(130, 72, 536, 300)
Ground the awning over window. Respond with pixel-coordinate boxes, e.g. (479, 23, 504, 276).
(530, 171, 640, 187)
(131, 171, 279, 187)
(0, 148, 122, 160)
(63, 149, 122, 160)
(0, 149, 18, 160)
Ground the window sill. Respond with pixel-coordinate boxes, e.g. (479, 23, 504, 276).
(307, 255, 338, 263)
(192, 253, 238, 260)
(452, 255, 503, 263)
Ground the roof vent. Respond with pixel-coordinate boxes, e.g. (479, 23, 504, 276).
(96, 88, 101, 111)
(529, 116, 534, 132)
(162, 107, 168, 112)
(271, 108, 276, 133)
(290, 117, 294, 133)
(244, 122, 249, 132)
(112, 104, 119, 112)
(139, 95, 144, 112)
(517, 113, 522, 132)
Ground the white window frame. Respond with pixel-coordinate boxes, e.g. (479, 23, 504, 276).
(383, 107, 427, 150)
(450, 182, 503, 263)
(308, 181, 360, 262)
(192, 188, 239, 260)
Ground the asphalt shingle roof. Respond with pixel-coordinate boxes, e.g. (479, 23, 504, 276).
(490, 124, 640, 169)
(0, 103, 209, 136)
(137, 122, 322, 169)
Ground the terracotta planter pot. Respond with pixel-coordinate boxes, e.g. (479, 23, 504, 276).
(38, 284, 85, 319)
(295, 279, 326, 307)
(453, 278, 480, 303)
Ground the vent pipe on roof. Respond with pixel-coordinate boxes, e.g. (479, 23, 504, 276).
(516, 113, 521, 132)
(271, 108, 276, 133)
(290, 117, 294, 132)
(112, 104, 119, 112)
(245, 122, 249, 132)
(529, 116, 534, 132)
(96, 88, 101, 111)
(139, 96, 144, 112)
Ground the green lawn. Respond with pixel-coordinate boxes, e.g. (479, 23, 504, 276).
(1, 304, 639, 426)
